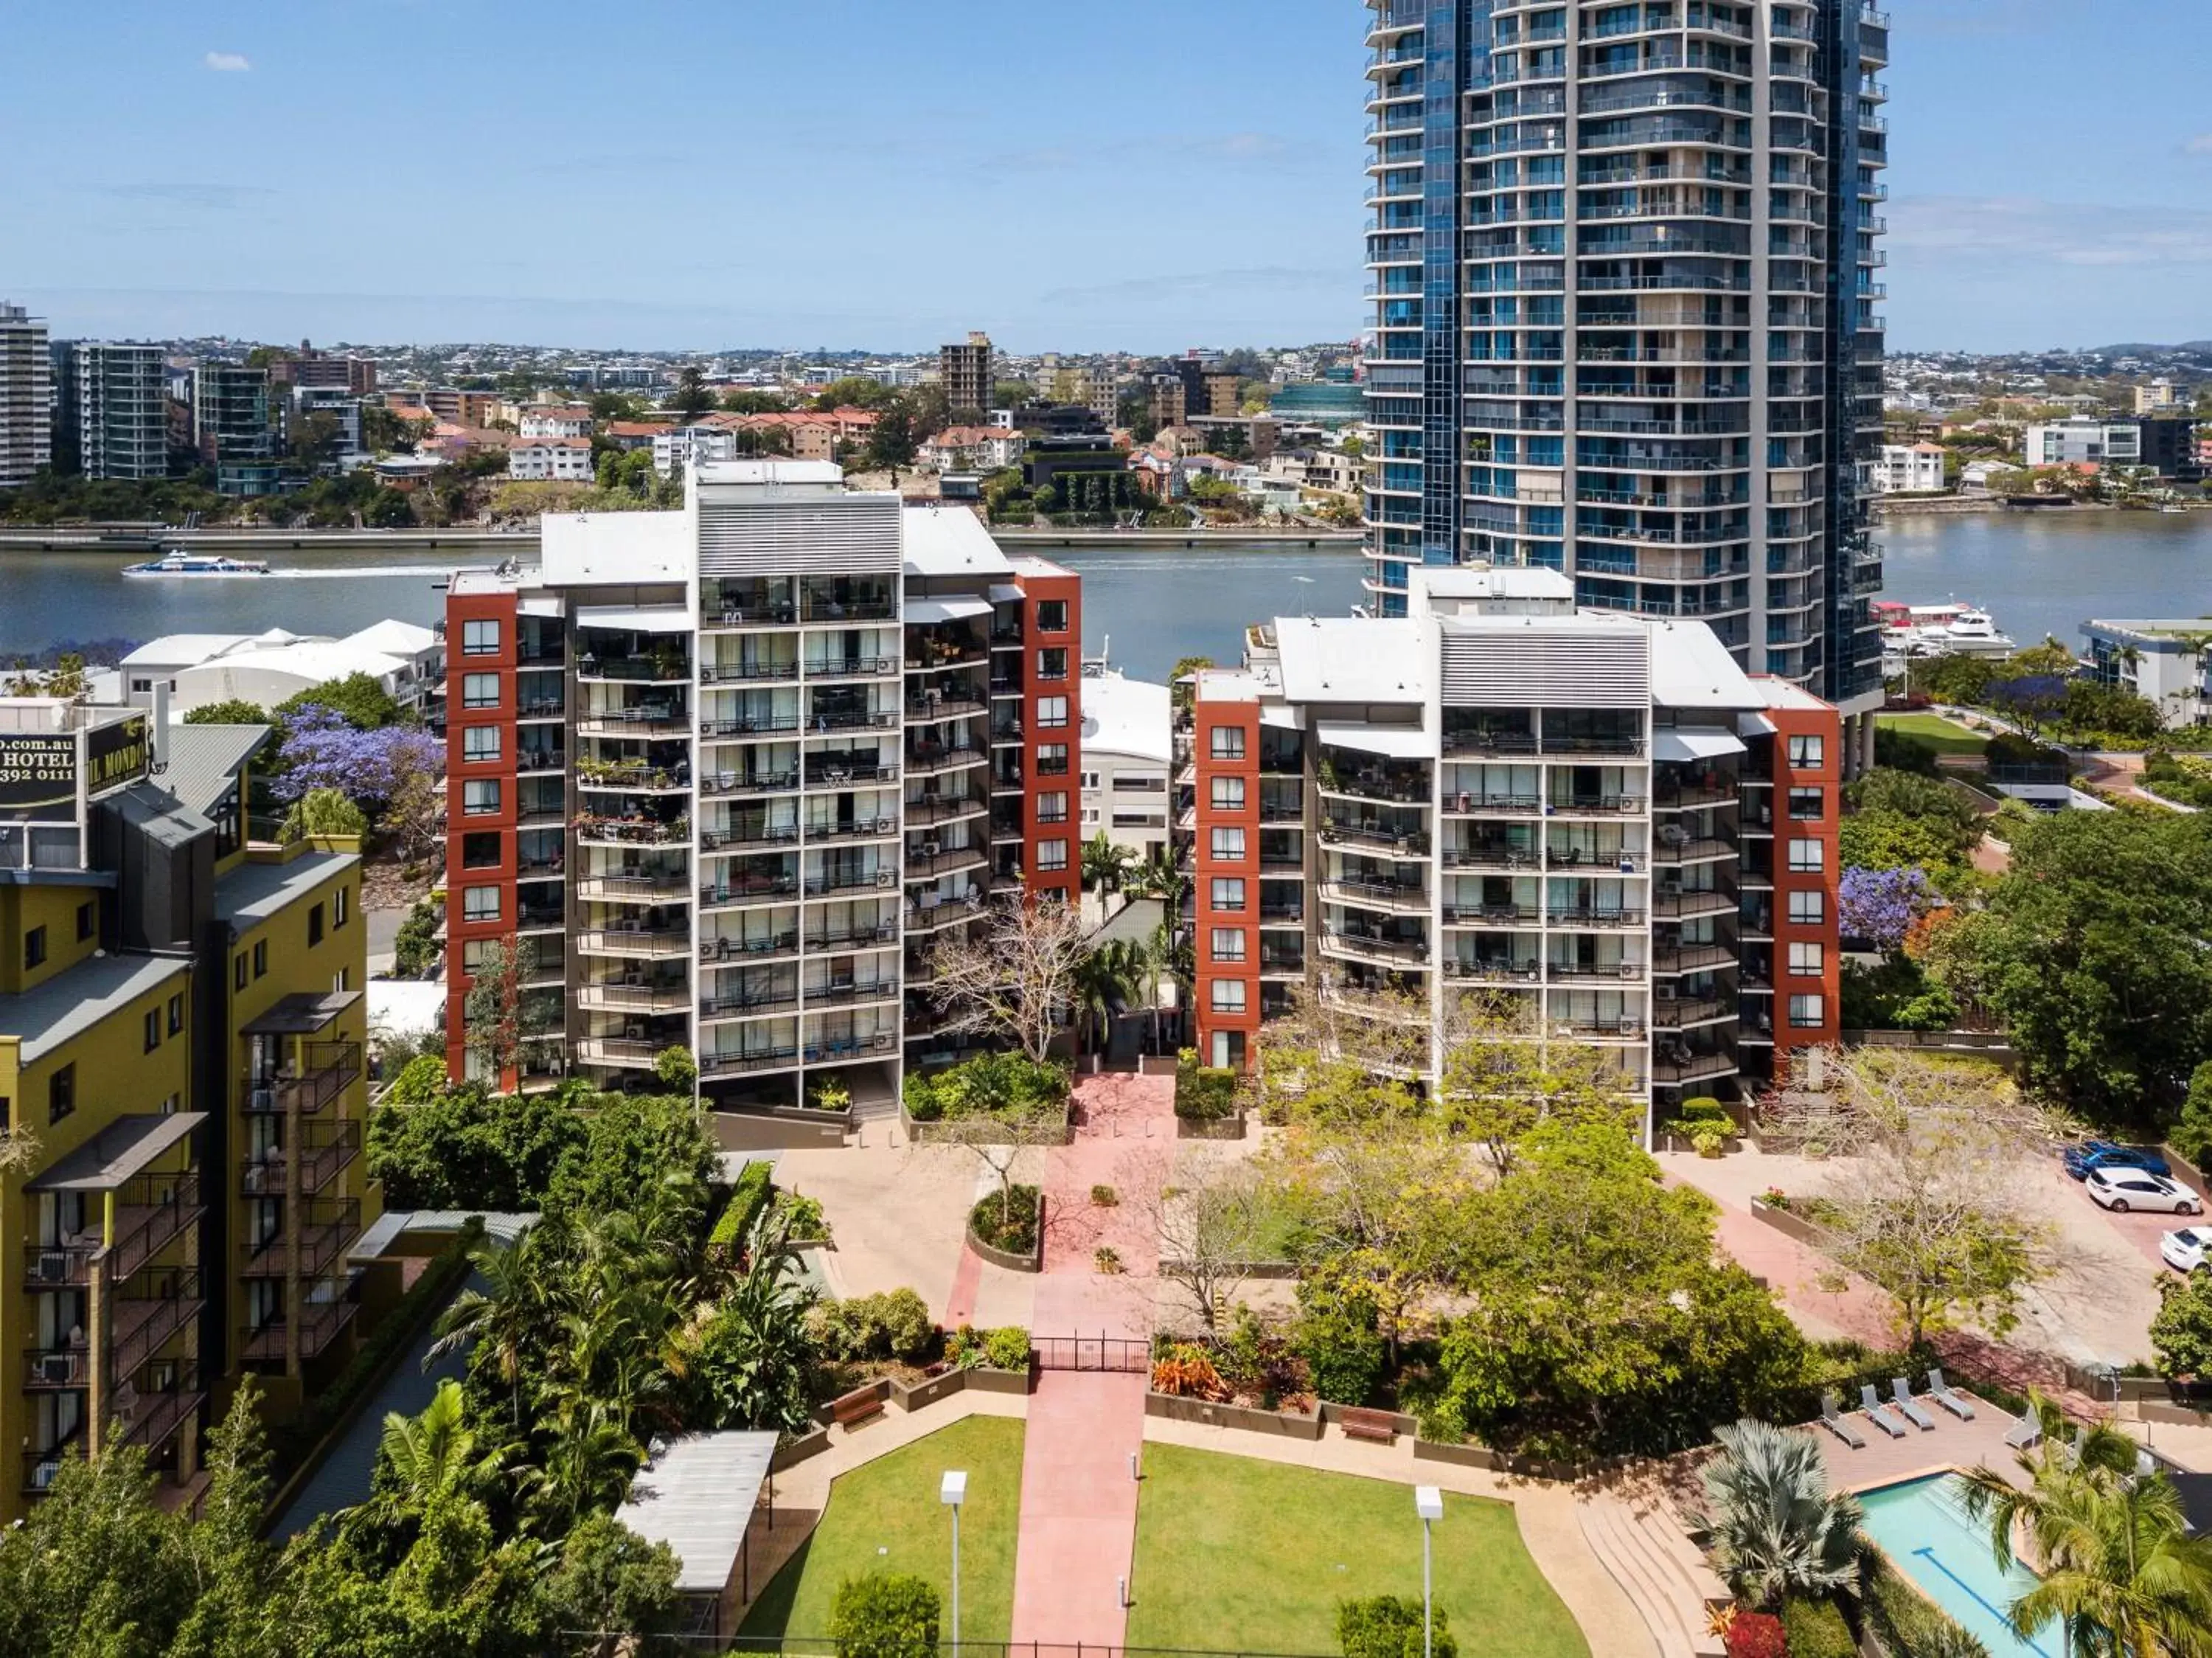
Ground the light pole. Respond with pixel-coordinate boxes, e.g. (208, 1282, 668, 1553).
(1415, 1486, 1444, 1658)
(941, 1470, 967, 1650)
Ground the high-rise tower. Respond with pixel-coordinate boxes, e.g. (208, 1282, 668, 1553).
(0, 302, 52, 488)
(1362, 1, 1888, 750)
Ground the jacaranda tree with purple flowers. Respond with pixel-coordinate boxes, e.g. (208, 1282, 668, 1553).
(1839, 865, 1936, 951)
(274, 705, 444, 859)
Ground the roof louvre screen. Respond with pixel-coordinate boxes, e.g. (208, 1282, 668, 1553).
(1439, 630, 1649, 709)
(698, 500, 901, 577)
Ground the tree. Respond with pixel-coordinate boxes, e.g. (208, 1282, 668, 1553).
(1436, 990, 1641, 1176)
(347, 1378, 510, 1549)
(185, 697, 271, 726)
(369, 1078, 585, 1210)
(830, 1572, 941, 1658)
(925, 895, 1092, 1062)
(1697, 1419, 1870, 1610)
(1082, 830, 1136, 897)
(1837, 866, 1939, 951)
(664, 366, 713, 422)
(688, 1206, 821, 1432)
(2174, 1060, 2212, 1170)
(464, 937, 528, 1083)
(537, 1513, 683, 1657)
(1121, 1144, 1278, 1333)
(2154, 1272, 2212, 1379)
(720, 389, 790, 414)
(282, 785, 371, 842)
(862, 402, 918, 472)
(1169, 654, 1216, 717)
(1071, 937, 1141, 1054)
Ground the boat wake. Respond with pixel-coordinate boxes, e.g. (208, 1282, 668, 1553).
(263, 563, 465, 580)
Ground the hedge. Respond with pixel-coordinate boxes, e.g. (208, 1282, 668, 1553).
(1779, 1595, 1855, 1658)
(711, 1160, 774, 1255)
(271, 1217, 482, 1468)
(902, 1050, 1068, 1123)
(1174, 1049, 1239, 1122)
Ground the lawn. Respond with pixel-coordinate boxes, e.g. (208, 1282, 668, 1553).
(1877, 712, 1989, 756)
(1126, 1445, 1587, 1657)
(738, 1417, 1026, 1641)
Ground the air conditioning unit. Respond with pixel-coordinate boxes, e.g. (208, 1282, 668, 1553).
(31, 1251, 66, 1284)
(1655, 985, 1678, 1002)
(1618, 1017, 1639, 1036)
(38, 1353, 74, 1384)
(922, 840, 942, 858)
(1619, 962, 1639, 979)
(249, 1088, 275, 1112)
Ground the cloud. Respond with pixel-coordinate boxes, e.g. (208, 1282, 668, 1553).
(2186, 134, 2212, 156)
(1888, 195, 2212, 268)
(98, 181, 275, 210)
(203, 50, 250, 72)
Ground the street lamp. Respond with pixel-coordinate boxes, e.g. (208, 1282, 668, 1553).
(941, 1470, 968, 1649)
(1414, 1485, 1444, 1658)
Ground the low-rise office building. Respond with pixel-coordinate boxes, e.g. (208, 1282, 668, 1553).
(1079, 670, 1172, 863)
(1180, 569, 1841, 1136)
(2084, 619, 2212, 728)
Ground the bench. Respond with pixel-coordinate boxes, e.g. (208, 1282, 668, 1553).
(832, 1385, 885, 1431)
(1336, 1406, 1399, 1445)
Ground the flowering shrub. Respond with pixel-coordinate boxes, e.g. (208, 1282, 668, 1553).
(1722, 1610, 1786, 1658)
(1838, 865, 1938, 951)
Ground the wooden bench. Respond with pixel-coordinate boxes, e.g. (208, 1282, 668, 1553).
(1336, 1406, 1399, 1445)
(832, 1385, 886, 1431)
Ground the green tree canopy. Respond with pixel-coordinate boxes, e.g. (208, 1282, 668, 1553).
(276, 671, 404, 732)
(184, 697, 271, 726)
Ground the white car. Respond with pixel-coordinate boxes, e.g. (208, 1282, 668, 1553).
(2163, 1228, 2212, 1273)
(2087, 1167, 2202, 1215)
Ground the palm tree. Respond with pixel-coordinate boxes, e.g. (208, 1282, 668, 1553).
(426, 1229, 557, 1428)
(1082, 831, 1135, 899)
(342, 1378, 509, 1547)
(692, 1206, 821, 1432)
(524, 1396, 641, 1536)
(1699, 1418, 1871, 1610)
(1072, 940, 1142, 1055)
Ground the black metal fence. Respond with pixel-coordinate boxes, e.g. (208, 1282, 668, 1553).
(1032, 1333, 1151, 1374)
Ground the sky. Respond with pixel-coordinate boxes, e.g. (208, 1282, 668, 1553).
(3, 0, 2209, 355)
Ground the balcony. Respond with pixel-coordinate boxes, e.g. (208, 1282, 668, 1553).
(24, 1435, 83, 1495)
(701, 659, 801, 684)
(1548, 906, 1646, 930)
(111, 1268, 206, 1379)
(1440, 790, 1545, 817)
(1652, 887, 1736, 919)
(243, 1198, 360, 1281)
(240, 1294, 358, 1364)
(907, 844, 990, 881)
(701, 769, 800, 799)
(24, 1169, 206, 1288)
(1652, 943, 1735, 975)
(701, 715, 801, 740)
(1320, 879, 1428, 915)
(1318, 820, 1430, 856)
(1652, 996, 1735, 1029)
(807, 979, 900, 1009)
(905, 794, 990, 828)
(701, 987, 801, 1020)
(906, 897, 987, 934)
(118, 1366, 206, 1457)
(700, 875, 801, 909)
(809, 815, 902, 846)
(906, 693, 990, 724)
(1317, 768, 1430, 807)
(1321, 930, 1430, 968)
(1651, 835, 1736, 865)
(1652, 1050, 1739, 1084)
(576, 815, 690, 846)
(575, 654, 689, 684)
(701, 930, 802, 965)
(700, 1048, 802, 1078)
(806, 654, 900, 683)
(806, 867, 899, 897)
(516, 749, 567, 777)
(804, 922, 900, 952)
(1439, 842, 1537, 872)
(805, 759, 898, 788)
(578, 1038, 666, 1069)
(701, 822, 801, 854)
(577, 711, 688, 740)
(577, 927, 691, 958)
(905, 743, 987, 779)
(579, 983, 692, 1016)
(577, 873, 692, 903)
(804, 1031, 900, 1065)
(238, 1119, 360, 1200)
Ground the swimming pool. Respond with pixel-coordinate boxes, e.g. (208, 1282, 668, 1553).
(1857, 1474, 2056, 1658)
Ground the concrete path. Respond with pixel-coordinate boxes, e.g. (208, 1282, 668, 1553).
(1007, 1072, 1175, 1645)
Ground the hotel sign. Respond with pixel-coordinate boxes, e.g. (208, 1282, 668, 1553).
(85, 714, 152, 799)
(0, 735, 79, 822)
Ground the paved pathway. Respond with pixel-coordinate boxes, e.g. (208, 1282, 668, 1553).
(1007, 1072, 1175, 1645)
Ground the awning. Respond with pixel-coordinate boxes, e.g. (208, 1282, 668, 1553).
(518, 595, 565, 618)
(576, 605, 695, 634)
(1737, 712, 1778, 738)
(240, 990, 359, 1037)
(988, 583, 1026, 604)
(905, 596, 992, 625)
(1315, 718, 1433, 759)
(29, 1113, 204, 1192)
(1654, 729, 1747, 763)
(1259, 704, 1304, 730)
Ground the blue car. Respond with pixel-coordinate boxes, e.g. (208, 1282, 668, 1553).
(2062, 1139, 2172, 1182)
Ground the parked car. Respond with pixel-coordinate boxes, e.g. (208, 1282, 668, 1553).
(2162, 1228, 2211, 1273)
(2062, 1139, 2173, 1182)
(2087, 1167, 2200, 1215)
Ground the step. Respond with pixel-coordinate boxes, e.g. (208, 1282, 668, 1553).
(1579, 1494, 1697, 1658)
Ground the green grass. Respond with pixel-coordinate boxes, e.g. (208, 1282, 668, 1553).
(738, 1418, 1026, 1641)
(1877, 712, 1989, 756)
(1126, 1444, 1588, 1657)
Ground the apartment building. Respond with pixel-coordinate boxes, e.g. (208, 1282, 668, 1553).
(1871, 443, 1944, 496)
(2023, 418, 2142, 471)
(940, 332, 995, 420)
(64, 342, 171, 481)
(518, 406, 595, 440)
(0, 301, 52, 488)
(509, 437, 596, 482)
(440, 461, 1079, 1112)
(268, 348, 377, 397)
(1078, 671, 1174, 862)
(1181, 567, 1840, 1134)
(0, 701, 375, 1524)
(1362, 0, 1891, 757)
(193, 364, 276, 495)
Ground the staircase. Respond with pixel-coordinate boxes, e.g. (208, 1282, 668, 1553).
(1576, 1488, 1731, 1658)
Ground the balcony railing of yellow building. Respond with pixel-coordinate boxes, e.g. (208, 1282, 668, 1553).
(240, 1040, 364, 1117)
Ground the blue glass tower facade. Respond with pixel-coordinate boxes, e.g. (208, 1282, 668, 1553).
(1363, 0, 1888, 713)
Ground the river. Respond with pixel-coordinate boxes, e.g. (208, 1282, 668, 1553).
(2, 512, 2208, 686)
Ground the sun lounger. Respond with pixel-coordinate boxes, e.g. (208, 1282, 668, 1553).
(1820, 1390, 1866, 1449)
(2003, 1415, 2043, 1451)
(1859, 1383, 1908, 1438)
(1891, 1378, 1937, 1432)
(1927, 1369, 1976, 1421)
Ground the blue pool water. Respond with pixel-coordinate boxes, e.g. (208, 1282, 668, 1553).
(1858, 1474, 2056, 1658)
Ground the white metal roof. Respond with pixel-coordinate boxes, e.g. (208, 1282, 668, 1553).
(1649, 620, 1764, 712)
(1315, 718, 1433, 758)
(902, 506, 1015, 578)
(1654, 729, 1747, 763)
(695, 459, 844, 488)
(905, 595, 992, 625)
(1079, 672, 1172, 765)
(1273, 616, 1429, 704)
(540, 508, 691, 586)
(343, 619, 440, 657)
(575, 604, 695, 634)
(615, 1432, 780, 1595)
(121, 634, 262, 669)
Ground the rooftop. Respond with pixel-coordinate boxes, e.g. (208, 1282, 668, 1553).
(1, 951, 192, 1066)
(27, 1111, 204, 1192)
(1274, 616, 1429, 704)
(1080, 671, 1172, 765)
(902, 504, 1015, 579)
(239, 989, 360, 1038)
(215, 847, 359, 934)
(613, 1432, 779, 1595)
(154, 723, 270, 816)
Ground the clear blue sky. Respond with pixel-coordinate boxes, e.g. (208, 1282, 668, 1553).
(4, 0, 2208, 354)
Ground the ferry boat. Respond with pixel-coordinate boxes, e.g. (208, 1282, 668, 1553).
(1874, 600, 2017, 660)
(120, 549, 271, 578)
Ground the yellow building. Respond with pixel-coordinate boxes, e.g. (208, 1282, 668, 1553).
(0, 701, 377, 1522)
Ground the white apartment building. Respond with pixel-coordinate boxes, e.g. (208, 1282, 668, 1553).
(69, 342, 170, 480)
(652, 425, 738, 479)
(1079, 670, 1172, 861)
(2084, 620, 2212, 729)
(0, 301, 52, 487)
(509, 437, 596, 482)
(1871, 444, 1946, 496)
(518, 406, 594, 439)
(2023, 418, 2143, 470)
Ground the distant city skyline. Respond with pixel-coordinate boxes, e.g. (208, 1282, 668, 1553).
(5, 0, 2211, 353)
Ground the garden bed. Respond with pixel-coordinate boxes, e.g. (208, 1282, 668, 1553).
(1144, 1390, 1324, 1440)
(966, 1185, 1044, 1272)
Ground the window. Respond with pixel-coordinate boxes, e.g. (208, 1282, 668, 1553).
(462, 938, 493, 973)
(1787, 837, 1823, 873)
(1211, 876, 1247, 912)
(462, 672, 501, 709)
(1080, 771, 1100, 791)
(1788, 941, 1823, 977)
(74, 901, 94, 942)
(1789, 993, 1826, 1028)
(463, 779, 502, 816)
(1209, 725, 1246, 760)
(234, 953, 248, 992)
(167, 992, 184, 1036)
(23, 926, 45, 970)
(1037, 839, 1069, 872)
(1036, 647, 1068, 681)
(1211, 776, 1247, 811)
(252, 940, 268, 979)
(462, 725, 503, 763)
(1037, 743, 1069, 777)
(144, 1009, 161, 1052)
(1037, 791, 1069, 824)
(462, 832, 503, 870)
(462, 618, 501, 656)
(463, 886, 502, 923)
(1209, 827, 1247, 861)
(1787, 889, 1825, 926)
(334, 885, 350, 928)
(1787, 733, 1824, 769)
(308, 902, 325, 947)
(1788, 786, 1824, 821)
(1035, 599, 1068, 633)
(1037, 696, 1069, 728)
(1211, 979, 1248, 1014)
(1210, 927, 1247, 963)
(48, 1064, 74, 1125)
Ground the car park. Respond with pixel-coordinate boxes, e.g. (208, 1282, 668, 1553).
(2162, 1228, 2211, 1272)
(2086, 1167, 2200, 1215)
(2062, 1139, 2172, 1182)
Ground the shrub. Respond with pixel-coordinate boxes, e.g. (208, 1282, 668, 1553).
(814, 1289, 937, 1364)
(1090, 1183, 1119, 1207)
(1174, 1047, 1240, 1121)
(652, 1044, 697, 1092)
(1693, 1128, 1725, 1158)
(778, 1191, 831, 1244)
(829, 1571, 940, 1658)
(710, 1161, 775, 1256)
(968, 1185, 1041, 1255)
(1780, 1595, 1856, 1658)
(1094, 1246, 1124, 1274)
(279, 786, 369, 843)
(1722, 1610, 1787, 1658)
(1338, 1594, 1455, 1658)
(981, 1326, 1030, 1370)
(1152, 1343, 1230, 1401)
(903, 1050, 1068, 1123)
(1866, 1562, 1986, 1658)
(2152, 1272, 2212, 1379)
(1293, 1279, 1386, 1406)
